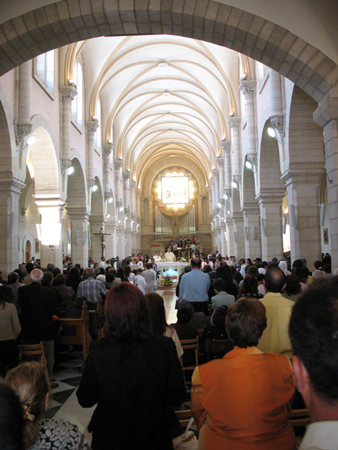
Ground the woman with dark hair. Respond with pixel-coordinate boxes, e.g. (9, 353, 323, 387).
(282, 275, 302, 302)
(191, 298, 297, 450)
(240, 276, 263, 299)
(146, 292, 183, 364)
(0, 286, 21, 377)
(65, 267, 82, 294)
(213, 264, 238, 298)
(77, 283, 185, 450)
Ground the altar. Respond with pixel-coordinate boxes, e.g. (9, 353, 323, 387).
(157, 261, 188, 279)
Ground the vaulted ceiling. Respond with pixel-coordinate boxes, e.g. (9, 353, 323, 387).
(66, 35, 247, 187)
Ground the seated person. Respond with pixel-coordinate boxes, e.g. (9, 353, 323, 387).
(191, 298, 297, 450)
(282, 275, 302, 302)
(211, 278, 235, 309)
(6, 361, 89, 449)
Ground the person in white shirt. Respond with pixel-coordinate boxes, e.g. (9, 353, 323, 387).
(99, 256, 107, 269)
(164, 248, 176, 262)
(289, 278, 338, 450)
(135, 268, 147, 294)
(153, 251, 162, 262)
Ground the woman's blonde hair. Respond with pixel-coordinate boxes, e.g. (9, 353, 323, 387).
(5, 362, 50, 447)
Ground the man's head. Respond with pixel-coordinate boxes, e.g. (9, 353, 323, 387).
(30, 268, 44, 283)
(101, 256, 105, 262)
(289, 277, 338, 415)
(263, 267, 285, 293)
(190, 258, 201, 269)
(84, 267, 95, 279)
(213, 278, 227, 293)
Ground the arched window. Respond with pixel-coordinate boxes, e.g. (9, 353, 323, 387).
(34, 50, 55, 97)
(71, 60, 83, 130)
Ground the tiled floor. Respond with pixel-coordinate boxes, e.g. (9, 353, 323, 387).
(47, 288, 188, 446)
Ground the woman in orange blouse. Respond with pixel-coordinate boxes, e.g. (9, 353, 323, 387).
(191, 298, 296, 450)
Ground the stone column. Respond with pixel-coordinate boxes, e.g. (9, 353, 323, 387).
(226, 219, 234, 257)
(60, 84, 78, 171)
(104, 220, 117, 258)
(103, 143, 113, 200)
(66, 207, 90, 267)
(314, 95, 338, 269)
(148, 197, 154, 230)
(239, 80, 256, 157)
(269, 69, 284, 136)
(232, 212, 245, 259)
(221, 139, 232, 193)
(212, 168, 219, 206)
(85, 119, 99, 187)
(210, 179, 215, 214)
(90, 216, 104, 262)
(198, 196, 203, 229)
(114, 160, 123, 206)
(123, 172, 130, 212)
(243, 206, 261, 260)
(17, 61, 33, 144)
(228, 117, 241, 178)
(258, 190, 285, 261)
(282, 169, 323, 265)
(130, 180, 136, 219)
(217, 158, 224, 201)
(0, 179, 25, 273)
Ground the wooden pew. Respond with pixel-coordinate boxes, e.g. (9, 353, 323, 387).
(55, 301, 89, 371)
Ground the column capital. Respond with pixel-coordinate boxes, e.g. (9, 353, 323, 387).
(209, 179, 215, 186)
(228, 116, 241, 131)
(246, 153, 258, 170)
(114, 159, 123, 169)
(216, 157, 224, 169)
(239, 79, 256, 98)
(212, 168, 219, 177)
(270, 115, 284, 136)
(59, 85, 78, 102)
(103, 143, 114, 155)
(257, 188, 285, 204)
(123, 171, 131, 180)
(220, 139, 231, 154)
(130, 180, 137, 189)
(281, 166, 325, 186)
(16, 123, 33, 144)
(85, 118, 99, 135)
(66, 207, 91, 221)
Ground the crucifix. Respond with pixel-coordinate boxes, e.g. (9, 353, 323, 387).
(93, 227, 111, 258)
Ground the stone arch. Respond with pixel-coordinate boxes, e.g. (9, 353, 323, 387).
(1, 2, 337, 103)
(0, 85, 17, 178)
(281, 85, 325, 263)
(28, 120, 60, 197)
(67, 157, 87, 210)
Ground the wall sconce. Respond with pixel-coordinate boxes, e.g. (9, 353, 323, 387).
(232, 179, 239, 190)
(119, 206, 124, 212)
(92, 185, 98, 192)
(108, 197, 113, 203)
(67, 166, 74, 175)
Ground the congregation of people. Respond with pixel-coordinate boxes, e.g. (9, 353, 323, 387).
(0, 247, 338, 450)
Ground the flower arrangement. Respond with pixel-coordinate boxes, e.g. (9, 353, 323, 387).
(162, 276, 173, 286)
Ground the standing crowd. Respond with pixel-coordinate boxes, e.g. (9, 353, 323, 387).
(0, 249, 337, 450)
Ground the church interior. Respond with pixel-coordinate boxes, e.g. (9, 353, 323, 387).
(0, 0, 338, 274)
(1, 0, 338, 446)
